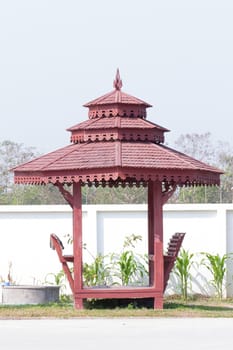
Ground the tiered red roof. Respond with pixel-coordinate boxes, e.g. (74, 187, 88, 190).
(13, 70, 222, 186)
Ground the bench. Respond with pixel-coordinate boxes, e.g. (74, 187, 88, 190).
(163, 232, 186, 291)
(50, 232, 185, 295)
(50, 234, 74, 293)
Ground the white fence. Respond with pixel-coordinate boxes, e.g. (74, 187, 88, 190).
(0, 204, 233, 297)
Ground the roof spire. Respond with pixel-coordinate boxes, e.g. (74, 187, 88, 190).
(113, 68, 122, 90)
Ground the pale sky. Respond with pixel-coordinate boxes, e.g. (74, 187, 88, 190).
(0, 0, 233, 154)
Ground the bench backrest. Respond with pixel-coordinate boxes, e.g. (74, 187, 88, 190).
(166, 232, 186, 258)
(163, 232, 186, 292)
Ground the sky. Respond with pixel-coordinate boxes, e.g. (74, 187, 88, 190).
(0, 0, 233, 154)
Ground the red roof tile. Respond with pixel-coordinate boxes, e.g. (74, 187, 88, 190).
(84, 89, 152, 107)
(67, 117, 168, 132)
(13, 70, 222, 187)
(14, 141, 222, 185)
(14, 142, 220, 172)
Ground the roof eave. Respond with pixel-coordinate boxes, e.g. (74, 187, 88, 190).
(14, 167, 222, 187)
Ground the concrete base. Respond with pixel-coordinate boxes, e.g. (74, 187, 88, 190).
(1, 285, 60, 305)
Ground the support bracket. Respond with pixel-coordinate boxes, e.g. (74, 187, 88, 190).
(54, 183, 74, 208)
(162, 183, 177, 205)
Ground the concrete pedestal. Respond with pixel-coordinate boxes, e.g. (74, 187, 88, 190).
(1, 285, 60, 305)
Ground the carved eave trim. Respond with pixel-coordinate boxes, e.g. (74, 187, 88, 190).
(87, 105, 148, 119)
(14, 168, 221, 187)
(70, 129, 165, 144)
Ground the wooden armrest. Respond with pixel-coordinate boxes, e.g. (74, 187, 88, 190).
(64, 255, 74, 262)
(50, 233, 65, 250)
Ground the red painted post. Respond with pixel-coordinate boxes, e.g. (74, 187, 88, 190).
(72, 182, 83, 309)
(148, 180, 164, 309)
(154, 180, 164, 308)
(148, 181, 154, 286)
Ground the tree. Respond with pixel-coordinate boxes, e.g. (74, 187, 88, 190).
(0, 140, 67, 205)
(0, 140, 36, 194)
(174, 132, 216, 164)
(2, 184, 67, 205)
(82, 186, 147, 205)
(172, 133, 233, 203)
(216, 142, 233, 203)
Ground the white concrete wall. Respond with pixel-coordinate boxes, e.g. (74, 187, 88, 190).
(0, 204, 233, 297)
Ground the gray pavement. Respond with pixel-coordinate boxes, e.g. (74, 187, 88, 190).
(0, 318, 232, 350)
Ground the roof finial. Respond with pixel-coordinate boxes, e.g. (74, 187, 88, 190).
(113, 68, 123, 90)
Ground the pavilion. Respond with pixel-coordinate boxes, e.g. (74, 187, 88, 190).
(13, 70, 222, 308)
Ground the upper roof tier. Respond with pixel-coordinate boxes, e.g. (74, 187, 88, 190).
(83, 69, 152, 119)
(68, 69, 168, 144)
(67, 116, 169, 144)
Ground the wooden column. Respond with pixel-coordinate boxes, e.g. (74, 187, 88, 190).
(73, 182, 83, 309)
(148, 181, 155, 286)
(148, 180, 164, 309)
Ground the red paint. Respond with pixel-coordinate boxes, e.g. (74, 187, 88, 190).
(72, 182, 83, 309)
(50, 234, 74, 294)
(164, 232, 186, 291)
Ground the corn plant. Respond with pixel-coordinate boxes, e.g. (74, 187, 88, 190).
(200, 252, 230, 299)
(83, 254, 112, 287)
(44, 269, 67, 295)
(82, 234, 148, 287)
(173, 249, 194, 301)
(114, 250, 136, 285)
(82, 243, 113, 287)
(112, 234, 148, 286)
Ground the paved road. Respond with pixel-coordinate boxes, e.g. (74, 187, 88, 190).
(0, 318, 232, 350)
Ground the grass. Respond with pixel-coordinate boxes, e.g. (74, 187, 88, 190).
(1, 295, 233, 319)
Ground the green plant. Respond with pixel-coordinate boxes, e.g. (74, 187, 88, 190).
(82, 234, 148, 287)
(44, 270, 67, 295)
(112, 234, 148, 286)
(173, 249, 194, 301)
(115, 250, 138, 285)
(200, 252, 230, 299)
(83, 243, 113, 287)
(83, 254, 112, 287)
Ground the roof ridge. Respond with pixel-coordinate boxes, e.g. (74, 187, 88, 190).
(39, 144, 83, 170)
(133, 117, 170, 132)
(83, 90, 116, 106)
(67, 117, 103, 131)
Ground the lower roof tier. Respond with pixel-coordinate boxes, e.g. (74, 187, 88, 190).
(13, 141, 223, 186)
